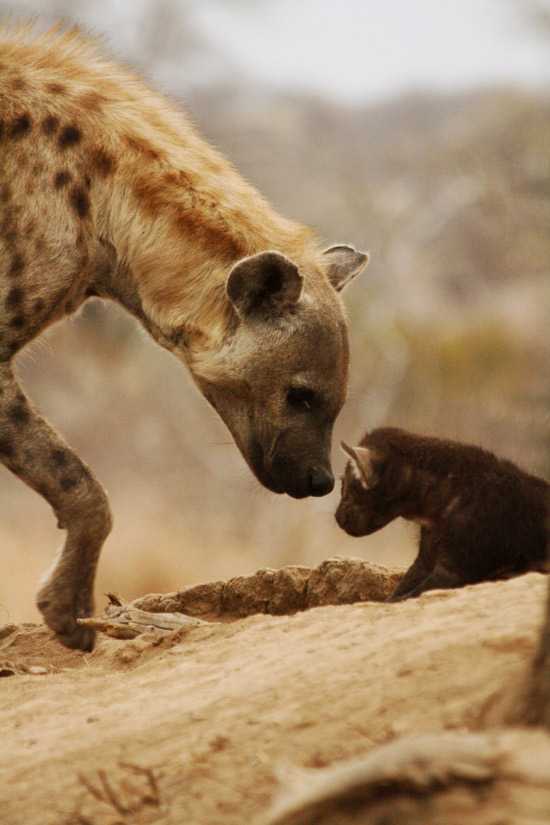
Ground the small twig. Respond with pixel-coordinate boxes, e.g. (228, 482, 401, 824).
(77, 598, 205, 639)
(77, 772, 106, 805)
(119, 762, 161, 806)
(98, 769, 133, 816)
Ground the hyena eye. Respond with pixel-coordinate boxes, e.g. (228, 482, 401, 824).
(286, 387, 316, 411)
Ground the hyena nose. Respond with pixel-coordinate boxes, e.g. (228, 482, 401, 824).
(308, 466, 335, 497)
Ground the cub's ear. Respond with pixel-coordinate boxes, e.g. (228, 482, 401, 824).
(340, 441, 380, 488)
(226, 251, 303, 319)
(323, 244, 369, 292)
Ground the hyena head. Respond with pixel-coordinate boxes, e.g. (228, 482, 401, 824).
(192, 245, 368, 499)
(335, 439, 403, 535)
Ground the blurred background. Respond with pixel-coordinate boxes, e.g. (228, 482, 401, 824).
(1, 0, 549, 622)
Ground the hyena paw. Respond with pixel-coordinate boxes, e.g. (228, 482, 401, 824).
(36, 582, 96, 652)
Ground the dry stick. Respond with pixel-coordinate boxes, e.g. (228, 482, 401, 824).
(77, 773, 106, 805)
(119, 762, 161, 807)
(97, 769, 134, 816)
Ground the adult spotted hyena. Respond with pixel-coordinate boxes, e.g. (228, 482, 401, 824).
(0, 25, 368, 649)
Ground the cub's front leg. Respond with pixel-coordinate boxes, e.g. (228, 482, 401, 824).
(0, 364, 112, 650)
(387, 526, 437, 601)
(401, 562, 465, 599)
(388, 527, 461, 601)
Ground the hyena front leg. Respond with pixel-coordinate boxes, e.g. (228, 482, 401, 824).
(387, 527, 437, 601)
(403, 562, 464, 599)
(0, 364, 112, 650)
(387, 556, 431, 601)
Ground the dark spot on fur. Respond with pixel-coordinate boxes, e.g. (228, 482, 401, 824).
(54, 170, 72, 189)
(51, 448, 68, 467)
(42, 115, 59, 136)
(69, 186, 89, 218)
(8, 253, 24, 277)
(0, 437, 14, 458)
(0, 183, 11, 201)
(47, 82, 65, 95)
(5, 286, 23, 309)
(91, 149, 116, 177)
(9, 314, 25, 329)
(0, 119, 4, 141)
(78, 91, 104, 111)
(58, 125, 81, 149)
(35, 482, 50, 499)
(9, 114, 32, 140)
(11, 76, 25, 91)
(8, 342, 19, 358)
(35, 237, 45, 253)
(60, 476, 77, 491)
(8, 402, 29, 425)
(34, 297, 45, 312)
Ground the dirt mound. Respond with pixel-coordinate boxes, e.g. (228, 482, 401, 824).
(1, 562, 548, 825)
(133, 556, 402, 619)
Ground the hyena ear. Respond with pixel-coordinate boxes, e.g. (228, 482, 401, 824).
(323, 244, 369, 292)
(340, 441, 380, 488)
(226, 251, 304, 319)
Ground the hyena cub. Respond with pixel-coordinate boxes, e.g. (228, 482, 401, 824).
(335, 427, 549, 601)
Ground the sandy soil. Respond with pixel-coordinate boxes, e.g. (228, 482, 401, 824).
(1, 563, 548, 825)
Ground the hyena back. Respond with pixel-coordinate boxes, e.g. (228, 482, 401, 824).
(0, 24, 368, 649)
(336, 427, 549, 600)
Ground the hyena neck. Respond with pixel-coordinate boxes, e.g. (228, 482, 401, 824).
(104, 129, 315, 357)
(93, 242, 187, 353)
(389, 463, 452, 526)
(368, 430, 468, 527)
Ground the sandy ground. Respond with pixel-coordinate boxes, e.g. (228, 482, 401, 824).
(1, 566, 548, 825)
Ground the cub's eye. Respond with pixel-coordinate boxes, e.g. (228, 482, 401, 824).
(286, 387, 316, 411)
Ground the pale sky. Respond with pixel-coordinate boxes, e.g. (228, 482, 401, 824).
(194, 0, 550, 101)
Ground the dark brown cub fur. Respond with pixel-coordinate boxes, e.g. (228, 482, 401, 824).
(335, 427, 549, 600)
